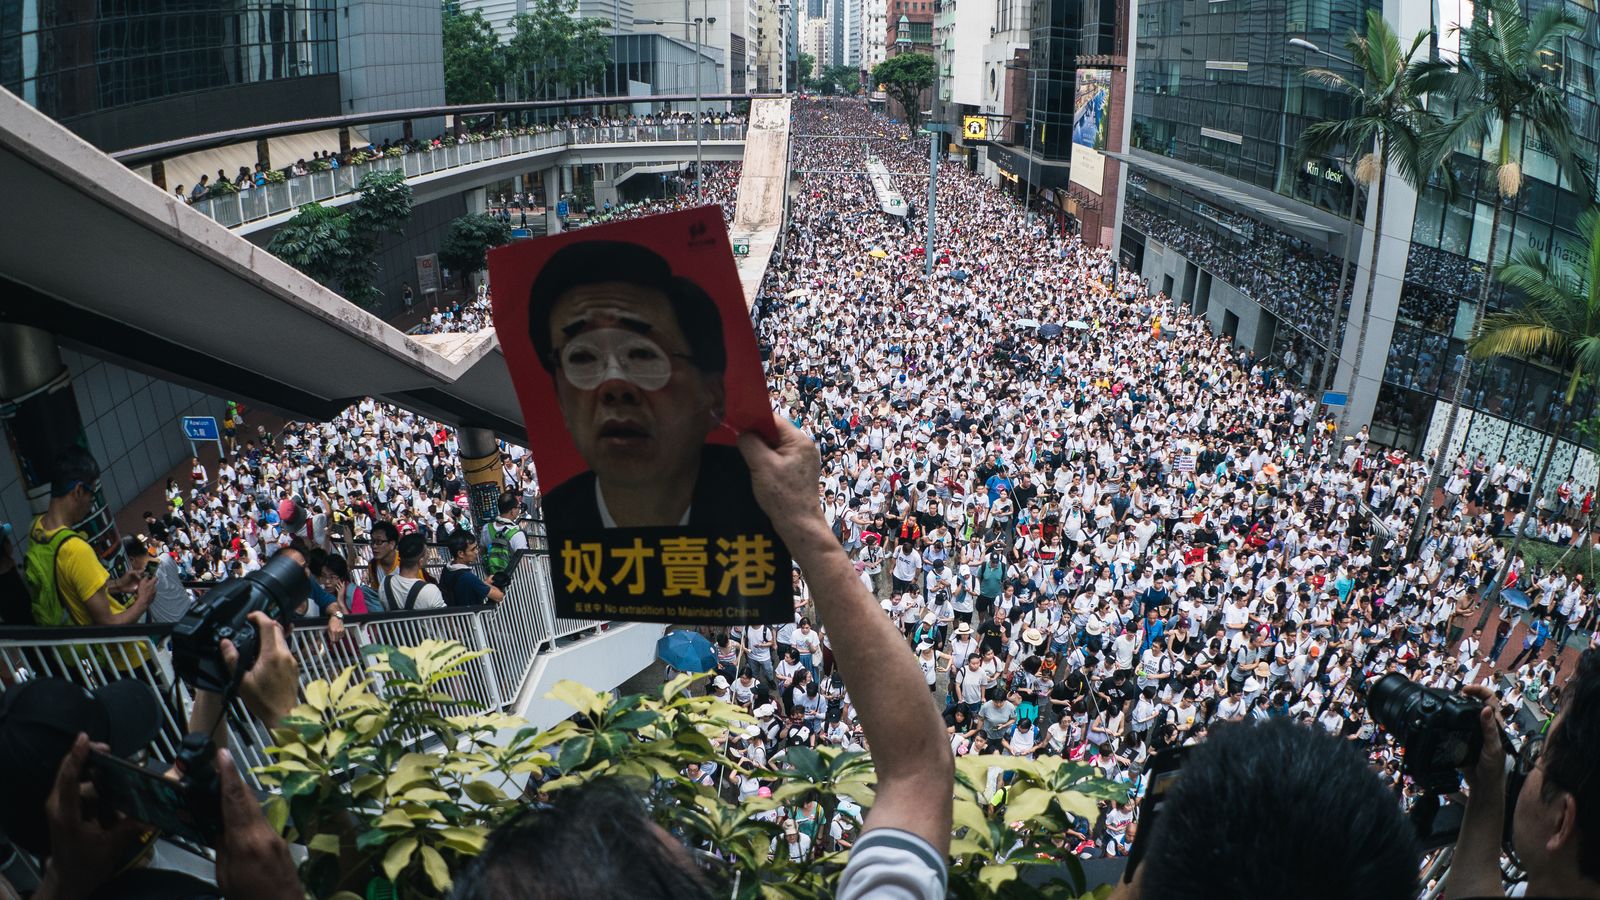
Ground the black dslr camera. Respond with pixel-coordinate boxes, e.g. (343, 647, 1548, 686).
(1366, 673, 1483, 790)
(87, 732, 224, 847)
(170, 553, 309, 693)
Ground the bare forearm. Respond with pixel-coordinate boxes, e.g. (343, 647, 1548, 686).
(1445, 792, 1506, 898)
(778, 515, 953, 850)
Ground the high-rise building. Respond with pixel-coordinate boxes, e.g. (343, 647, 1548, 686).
(0, 0, 444, 152)
(1116, 0, 1600, 490)
(802, 16, 830, 74)
(755, 0, 798, 90)
(632, 0, 753, 92)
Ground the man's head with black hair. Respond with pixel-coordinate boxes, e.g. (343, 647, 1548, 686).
(450, 780, 711, 900)
(497, 492, 519, 517)
(527, 241, 725, 375)
(447, 529, 478, 562)
(1515, 647, 1600, 887)
(525, 239, 730, 525)
(397, 532, 428, 568)
(48, 445, 101, 520)
(1134, 718, 1419, 900)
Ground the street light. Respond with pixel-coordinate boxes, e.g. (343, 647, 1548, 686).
(636, 15, 718, 201)
(1289, 37, 1357, 66)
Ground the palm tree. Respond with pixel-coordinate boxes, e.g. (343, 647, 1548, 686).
(1297, 10, 1441, 448)
(1469, 207, 1600, 606)
(1410, 0, 1591, 564)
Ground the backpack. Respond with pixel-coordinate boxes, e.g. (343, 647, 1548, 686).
(485, 523, 515, 575)
(384, 574, 426, 611)
(25, 525, 82, 626)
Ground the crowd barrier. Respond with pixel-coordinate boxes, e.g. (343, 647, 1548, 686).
(0, 548, 599, 789)
(188, 123, 749, 228)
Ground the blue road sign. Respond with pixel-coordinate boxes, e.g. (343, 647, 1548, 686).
(1321, 391, 1348, 407)
(511, 228, 531, 239)
(182, 416, 220, 441)
(556, 200, 570, 218)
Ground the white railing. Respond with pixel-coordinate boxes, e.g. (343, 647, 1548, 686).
(0, 547, 582, 785)
(187, 123, 749, 228)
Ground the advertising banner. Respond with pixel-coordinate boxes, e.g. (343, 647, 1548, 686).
(1070, 69, 1112, 193)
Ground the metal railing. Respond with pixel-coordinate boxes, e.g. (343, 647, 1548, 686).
(187, 123, 749, 228)
(0, 547, 597, 786)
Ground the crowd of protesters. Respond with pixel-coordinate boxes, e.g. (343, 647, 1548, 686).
(670, 98, 1600, 862)
(177, 110, 747, 205)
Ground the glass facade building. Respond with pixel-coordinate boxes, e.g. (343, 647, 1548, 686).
(1, 0, 338, 122)
(1120, 0, 1600, 493)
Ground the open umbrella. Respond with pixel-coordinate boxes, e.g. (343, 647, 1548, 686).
(868, 249, 889, 259)
(656, 631, 715, 673)
(1014, 318, 1041, 330)
(1038, 323, 1064, 340)
(950, 269, 970, 282)
(1065, 320, 1091, 330)
(784, 288, 810, 299)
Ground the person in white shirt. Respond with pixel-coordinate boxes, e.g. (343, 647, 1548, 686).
(382, 532, 445, 610)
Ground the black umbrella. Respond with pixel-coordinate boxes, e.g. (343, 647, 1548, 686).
(1038, 323, 1064, 340)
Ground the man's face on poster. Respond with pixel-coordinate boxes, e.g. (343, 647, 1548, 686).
(548, 282, 724, 489)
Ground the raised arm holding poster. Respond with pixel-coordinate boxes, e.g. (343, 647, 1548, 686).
(489, 206, 794, 625)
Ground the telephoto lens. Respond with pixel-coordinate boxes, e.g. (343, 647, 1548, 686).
(1366, 673, 1484, 788)
(170, 553, 309, 692)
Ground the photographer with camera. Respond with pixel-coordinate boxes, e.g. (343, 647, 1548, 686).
(1446, 648, 1600, 899)
(2, 600, 301, 899)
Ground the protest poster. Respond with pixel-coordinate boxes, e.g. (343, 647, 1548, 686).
(489, 206, 794, 625)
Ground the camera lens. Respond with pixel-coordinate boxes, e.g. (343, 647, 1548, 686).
(1365, 672, 1419, 739)
(247, 553, 312, 617)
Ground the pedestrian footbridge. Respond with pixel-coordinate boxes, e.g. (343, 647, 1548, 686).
(0, 89, 794, 753)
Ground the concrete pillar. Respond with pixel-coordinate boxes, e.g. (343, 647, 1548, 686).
(543, 166, 564, 235)
(458, 427, 505, 534)
(151, 160, 166, 191)
(256, 138, 271, 171)
(339, 127, 352, 154)
(403, 119, 414, 142)
(0, 325, 125, 573)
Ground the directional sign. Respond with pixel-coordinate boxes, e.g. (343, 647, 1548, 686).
(732, 241, 751, 257)
(182, 416, 220, 441)
(1322, 391, 1348, 407)
(556, 200, 570, 218)
(962, 116, 989, 141)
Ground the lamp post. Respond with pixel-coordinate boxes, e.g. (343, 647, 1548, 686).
(636, 16, 717, 202)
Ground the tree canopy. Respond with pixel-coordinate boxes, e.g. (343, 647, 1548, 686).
(508, 0, 613, 100)
(438, 213, 514, 280)
(872, 53, 936, 136)
(442, 1, 505, 105)
(267, 170, 414, 307)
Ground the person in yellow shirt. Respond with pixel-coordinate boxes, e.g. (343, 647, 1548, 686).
(28, 447, 154, 628)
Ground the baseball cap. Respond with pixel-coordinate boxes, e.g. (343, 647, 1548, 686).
(0, 677, 163, 855)
(277, 497, 304, 526)
(713, 675, 730, 690)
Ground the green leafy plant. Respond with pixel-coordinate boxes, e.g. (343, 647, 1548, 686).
(438, 213, 514, 289)
(507, 0, 611, 101)
(442, 0, 506, 105)
(871, 53, 938, 137)
(264, 169, 288, 184)
(307, 158, 333, 173)
(268, 169, 412, 306)
(263, 645, 1119, 899)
